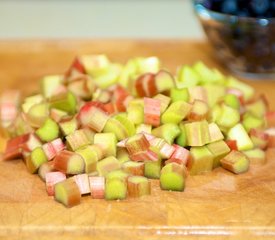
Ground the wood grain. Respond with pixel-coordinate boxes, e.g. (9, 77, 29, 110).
(0, 40, 275, 240)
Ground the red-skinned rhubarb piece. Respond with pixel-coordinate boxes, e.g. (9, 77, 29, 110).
(122, 161, 145, 176)
(54, 177, 81, 208)
(166, 144, 189, 166)
(149, 137, 175, 159)
(42, 138, 65, 161)
(249, 128, 269, 150)
(135, 73, 155, 97)
(225, 140, 238, 151)
(66, 129, 91, 151)
(78, 101, 109, 132)
(144, 97, 161, 127)
(38, 161, 55, 182)
(64, 56, 86, 82)
(68, 75, 95, 100)
(74, 173, 91, 195)
(130, 147, 159, 162)
(89, 176, 105, 199)
(226, 88, 245, 105)
(125, 133, 150, 155)
(265, 128, 275, 148)
(45, 171, 66, 196)
(187, 99, 209, 121)
(220, 150, 249, 174)
(50, 108, 68, 123)
(3, 134, 30, 160)
(117, 147, 130, 164)
(127, 176, 151, 198)
(20, 133, 42, 153)
(265, 111, 275, 127)
(53, 150, 85, 175)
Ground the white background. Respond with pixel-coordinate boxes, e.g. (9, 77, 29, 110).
(0, 0, 204, 39)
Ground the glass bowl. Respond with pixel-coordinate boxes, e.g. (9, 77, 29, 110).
(193, 0, 275, 79)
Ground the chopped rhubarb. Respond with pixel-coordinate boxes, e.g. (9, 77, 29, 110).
(74, 173, 91, 195)
(166, 144, 189, 166)
(45, 171, 66, 196)
(220, 150, 249, 174)
(42, 138, 65, 160)
(127, 176, 151, 198)
(54, 177, 81, 207)
(144, 97, 161, 127)
(89, 176, 105, 199)
(122, 161, 145, 176)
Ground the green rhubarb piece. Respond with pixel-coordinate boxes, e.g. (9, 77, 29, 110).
(246, 97, 267, 118)
(152, 123, 180, 145)
(22, 94, 44, 113)
(160, 162, 186, 191)
(216, 104, 240, 129)
(153, 94, 171, 114)
(206, 140, 230, 169)
(220, 150, 249, 174)
(94, 133, 117, 157)
(96, 156, 121, 176)
(136, 124, 152, 134)
(176, 122, 188, 147)
(223, 94, 240, 110)
(208, 122, 224, 143)
(185, 120, 210, 146)
(103, 117, 129, 141)
(127, 176, 151, 197)
(243, 148, 266, 165)
(242, 113, 265, 132)
(36, 118, 59, 142)
(54, 178, 81, 208)
(118, 58, 138, 88)
(204, 85, 226, 107)
(116, 148, 130, 164)
(50, 108, 68, 122)
(188, 86, 207, 104)
(189, 146, 214, 175)
(106, 170, 129, 180)
(59, 117, 78, 136)
(194, 62, 225, 84)
(176, 65, 200, 88)
(137, 56, 160, 74)
(50, 91, 77, 115)
(226, 77, 254, 102)
(26, 147, 47, 174)
(227, 123, 254, 151)
(144, 158, 162, 179)
(26, 102, 49, 128)
(76, 145, 98, 173)
(113, 113, 135, 137)
(155, 70, 175, 93)
(81, 54, 110, 77)
(210, 104, 222, 123)
(170, 88, 189, 103)
(161, 101, 192, 124)
(67, 153, 86, 174)
(94, 64, 122, 89)
(105, 177, 127, 200)
(127, 104, 144, 125)
(41, 75, 63, 99)
(122, 161, 145, 176)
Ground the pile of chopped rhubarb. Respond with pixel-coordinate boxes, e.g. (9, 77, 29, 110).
(1, 55, 274, 207)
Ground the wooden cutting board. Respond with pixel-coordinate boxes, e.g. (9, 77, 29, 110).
(0, 40, 275, 240)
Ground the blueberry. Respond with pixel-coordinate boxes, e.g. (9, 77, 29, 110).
(250, 0, 270, 15)
(221, 0, 238, 15)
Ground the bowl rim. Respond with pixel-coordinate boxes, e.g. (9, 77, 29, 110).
(193, 0, 275, 24)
